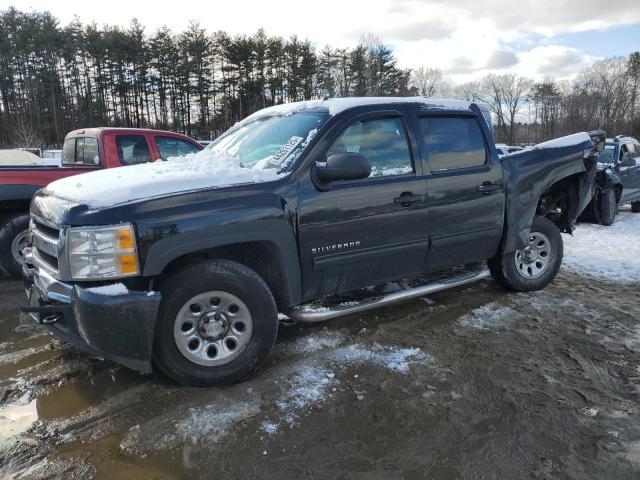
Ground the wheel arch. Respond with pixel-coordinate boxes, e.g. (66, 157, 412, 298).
(500, 167, 595, 254)
(143, 220, 301, 309)
(0, 184, 40, 225)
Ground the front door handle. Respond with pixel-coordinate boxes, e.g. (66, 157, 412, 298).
(477, 182, 502, 194)
(394, 192, 423, 206)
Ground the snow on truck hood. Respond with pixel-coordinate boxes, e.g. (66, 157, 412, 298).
(45, 150, 284, 208)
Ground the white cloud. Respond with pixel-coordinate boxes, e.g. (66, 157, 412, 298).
(3, 0, 637, 83)
(517, 45, 595, 79)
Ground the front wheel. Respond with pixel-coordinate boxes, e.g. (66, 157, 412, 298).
(632, 201, 640, 213)
(0, 214, 30, 278)
(599, 189, 617, 226)
(489, 215, 563, 292)
(153, 260, 278, 386)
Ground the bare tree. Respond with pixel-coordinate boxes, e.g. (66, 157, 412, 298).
(12, 114, 43, 148)
(410, 67, 444, 97)
(480, 73, 532, 144)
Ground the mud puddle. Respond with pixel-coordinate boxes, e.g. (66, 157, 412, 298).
(1, 263, 640, 478)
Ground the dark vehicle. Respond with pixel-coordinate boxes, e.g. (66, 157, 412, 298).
(21, 98, 602, 386)
(579, 135, 640, 225)
(0, 128, 203, 277)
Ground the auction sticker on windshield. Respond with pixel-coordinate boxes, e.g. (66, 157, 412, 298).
(269, 136, 304, 167)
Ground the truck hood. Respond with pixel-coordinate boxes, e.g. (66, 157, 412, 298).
(43, 150, 285, 209)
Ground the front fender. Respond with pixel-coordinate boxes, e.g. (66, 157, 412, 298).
(141, 218, 301, 306)
(600, 168, 622, 192)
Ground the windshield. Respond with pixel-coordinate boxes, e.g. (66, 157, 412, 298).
(207, 112, 329, 170)
(598, 145, 616, 163)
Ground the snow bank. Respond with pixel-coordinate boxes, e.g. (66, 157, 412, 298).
(564, 206, 640, 283)
(46, 149, 285, 208)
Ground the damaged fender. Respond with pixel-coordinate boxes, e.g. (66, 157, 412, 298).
(499, 133, 602, 253)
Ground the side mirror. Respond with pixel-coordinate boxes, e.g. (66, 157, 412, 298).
(315, 153, 371, 183)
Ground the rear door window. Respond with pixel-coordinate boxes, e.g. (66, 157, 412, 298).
(418, 117, 487, 172)
(155, 136, 200, 159)
(116, 135, 152, 165)
(80, 137, 99, 165)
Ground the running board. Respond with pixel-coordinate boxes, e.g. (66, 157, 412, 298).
(288, 268, 491, 323)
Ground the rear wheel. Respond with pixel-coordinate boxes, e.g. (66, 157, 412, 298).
(489, 215, 563, 292)
(153, 260, 278, 386)
(0, 214, 30, 278)
(599, 189, 617, 226)
(632, 201, 640, 213)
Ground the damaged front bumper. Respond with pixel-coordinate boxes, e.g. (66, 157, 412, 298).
(21, 253, 161, 373)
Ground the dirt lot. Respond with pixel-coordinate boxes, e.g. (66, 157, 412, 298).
(1, 209, 639, 479)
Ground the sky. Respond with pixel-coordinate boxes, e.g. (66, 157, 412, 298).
(3, 0, 640, 84)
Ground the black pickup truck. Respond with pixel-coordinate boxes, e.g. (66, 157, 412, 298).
(22, 97, 602, 386)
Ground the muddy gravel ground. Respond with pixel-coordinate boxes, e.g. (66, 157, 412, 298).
(1, 218, 640, 479)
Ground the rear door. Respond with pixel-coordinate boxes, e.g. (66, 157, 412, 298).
(619, 141, 640, 202)
(114, 134, 153, 165)
(415, 112, 505, 272)
(297, 108, 430, 300)
(154, 135, 202, 160)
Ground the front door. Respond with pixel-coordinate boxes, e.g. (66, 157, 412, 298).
(297, 109, 430, 301)
(618, 141, 640, 203)
(415, 113, 505, 272)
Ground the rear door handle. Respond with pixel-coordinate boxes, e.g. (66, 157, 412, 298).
(394, 192, 423, 206)
(477, 182, 502, 194)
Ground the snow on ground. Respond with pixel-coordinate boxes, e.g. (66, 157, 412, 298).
(287, 330, 347, 355)
(458, 303, 523, 330)
(120, 400, 262, 452)
(119, 333, 432, 448)
(564, 206, 640, 283)
(173, 401, 262, 447)
(264, 341, 431, 434)
(327, 344, 430, 373)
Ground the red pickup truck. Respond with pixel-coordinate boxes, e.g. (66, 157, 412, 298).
(0, 127, 203, 277)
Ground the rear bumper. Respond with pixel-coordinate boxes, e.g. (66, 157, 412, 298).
(22, 257, 161, 373)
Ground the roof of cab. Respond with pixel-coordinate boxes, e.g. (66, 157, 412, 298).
(64, 127, 194, 139)
(244, 97, 474, 120)
(239, 96, 493, 131)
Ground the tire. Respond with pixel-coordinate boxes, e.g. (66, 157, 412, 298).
(632, 201, 640, 213)
(488, 215, 563, 292)
(153, 259, 278, 386)
(0, 214, 30, 278)
(599, 189, 617, 226)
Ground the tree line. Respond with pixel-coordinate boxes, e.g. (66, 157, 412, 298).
(0, 8, 411, 147)
(0, 7, 638, 148)
(445, 55, 640, 145)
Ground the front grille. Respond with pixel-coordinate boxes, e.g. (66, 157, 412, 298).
(31, 216, 61, 275)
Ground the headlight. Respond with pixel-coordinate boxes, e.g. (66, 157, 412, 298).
(67, 223, 139, 280)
